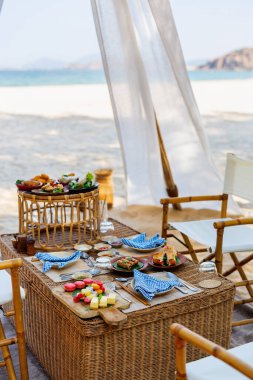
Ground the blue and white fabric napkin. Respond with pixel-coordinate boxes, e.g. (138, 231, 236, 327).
(133, 269, 181, 301)
(35, 251, 81, 273)
(122, 233, 165, 249)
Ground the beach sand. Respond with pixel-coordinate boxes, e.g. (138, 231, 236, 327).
(0, 79, 253, 234)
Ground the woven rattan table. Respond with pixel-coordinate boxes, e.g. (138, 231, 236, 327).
(0, 219, 235, 380)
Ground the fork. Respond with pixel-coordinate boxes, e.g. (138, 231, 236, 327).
(106, 282, 132, 304)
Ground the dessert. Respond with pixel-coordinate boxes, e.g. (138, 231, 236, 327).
(64, 283, 76, 292)
(117, 257, 139, 270)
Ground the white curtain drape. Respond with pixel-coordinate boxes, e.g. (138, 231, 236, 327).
(0, 0, 3, 13)
(91, 0, 167, 205)
(91, 0, 223, 208)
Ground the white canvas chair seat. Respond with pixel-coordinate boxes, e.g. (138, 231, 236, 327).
(0, 269, 25, 305)
(161, 154, 253, 327)
(187, 341, 253, 380)
(171, 218, 253, 253)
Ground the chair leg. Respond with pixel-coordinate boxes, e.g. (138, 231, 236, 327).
(229, 252, 253, 299)
(181, 233, 199, 264)
(11, 268, 29, 380)
(0, 318, 17, 380)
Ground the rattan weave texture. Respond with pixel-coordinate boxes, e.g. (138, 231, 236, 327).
(0, 219, 235, 380)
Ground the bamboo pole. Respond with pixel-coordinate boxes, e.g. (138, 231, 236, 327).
(154, 113, 181, 210)
(160, 194, 225, 205)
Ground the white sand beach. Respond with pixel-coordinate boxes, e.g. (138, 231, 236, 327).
(0, 79, 253, 234)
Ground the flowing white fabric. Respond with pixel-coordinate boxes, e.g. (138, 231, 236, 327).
(0, 0, 3, 13)
(91, 0, 223, 208)
(91, 0, 167, 205)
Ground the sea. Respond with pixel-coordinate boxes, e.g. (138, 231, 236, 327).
(0, 69, 253, 86)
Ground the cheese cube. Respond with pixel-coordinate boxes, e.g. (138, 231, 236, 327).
(87, 294, 96, 301)
(90, 297, 99, 310)
(107, 293, 116, 305)
(99, 296, 108, 308)
(81, 288, 91, 296)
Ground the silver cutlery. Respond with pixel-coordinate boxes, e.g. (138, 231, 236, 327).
(166, 272, 198, 292)
(115, 277, 133, 283)
(106, 282, 132, 304)
(174, 286, 188, 294)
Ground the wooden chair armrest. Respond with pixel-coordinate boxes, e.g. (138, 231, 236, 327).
(0, 258, 23, 270)
(170, 323, 253, 379)
(214, 217, 253, 229)
(160, 194, 227, 205)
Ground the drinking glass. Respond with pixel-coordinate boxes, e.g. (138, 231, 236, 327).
(199, 261, 217, 274)
(99, 200, 114, 234)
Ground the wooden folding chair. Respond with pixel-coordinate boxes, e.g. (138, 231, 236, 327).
(170, 323, 253, 380)
(161, 154, 253, 326)
(0, 258, 29, 380)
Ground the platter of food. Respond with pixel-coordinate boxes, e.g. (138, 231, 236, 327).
(148, 245, 187, 270)
(16, 171, 98, 195)
(111, 256, 148, 273)
(52, 278, 130, 325)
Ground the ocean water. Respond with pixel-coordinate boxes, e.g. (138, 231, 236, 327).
(0, 69, 253, 87)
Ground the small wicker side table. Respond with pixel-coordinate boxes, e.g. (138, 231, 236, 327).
(0, 220, 235, 380)
(17, 189, 100, 250)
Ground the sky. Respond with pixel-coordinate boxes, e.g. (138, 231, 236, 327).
(0, 0, 253, 68)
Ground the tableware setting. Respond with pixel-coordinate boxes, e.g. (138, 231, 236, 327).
(121, 233, 165, 253)
(35, 251, 81, 273)
(130, 269, 182, 301)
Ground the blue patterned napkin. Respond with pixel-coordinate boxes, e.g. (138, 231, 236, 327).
(35, 251, 81, 273)
(122, 233, 165, 249)
(133, 269, 181, 300)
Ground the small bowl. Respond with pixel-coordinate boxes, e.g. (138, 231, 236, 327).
(74, 243, 92, 252)
(110, 240, 123, 249)
(96, 257, 111, 264)
(71, 272, 92, 280)
(97, 250, 115, 257)
(94, 243, 111, 252)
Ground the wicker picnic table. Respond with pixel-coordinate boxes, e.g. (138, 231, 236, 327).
(0, 219, 235, 380)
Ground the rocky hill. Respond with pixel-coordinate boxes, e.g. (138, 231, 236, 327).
(199, 48, 253, 71)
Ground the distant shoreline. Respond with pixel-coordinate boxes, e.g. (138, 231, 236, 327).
(0, 69, 253, 87)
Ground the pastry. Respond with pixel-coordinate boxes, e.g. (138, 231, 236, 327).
(117, 257, 139, 270)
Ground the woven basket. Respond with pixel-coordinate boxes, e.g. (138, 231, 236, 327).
(17, 189, 100, 250)
(0, 224, 235, 380)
